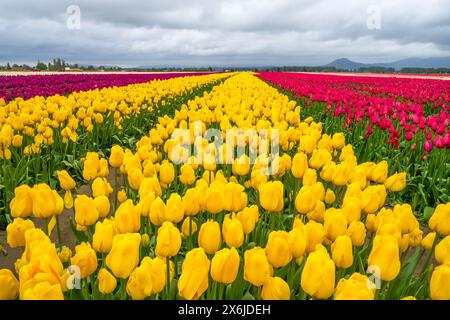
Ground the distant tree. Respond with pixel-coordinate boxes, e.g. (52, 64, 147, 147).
(36, 61, 48, 70)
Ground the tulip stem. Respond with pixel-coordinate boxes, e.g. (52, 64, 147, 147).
(420, 235, 438, 275)
(189, 217, 193, 250)
(166, 256, 171, 300)
(56, 215, 62, 247)
(113, 168, 118, 212)
(120, 279, 127, 300)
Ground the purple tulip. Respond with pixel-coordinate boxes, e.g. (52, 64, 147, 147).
(0, 72, 212, 102)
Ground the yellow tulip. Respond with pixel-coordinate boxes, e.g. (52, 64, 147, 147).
(331, 235, 353, 269)
(430, 263, 450, 300)
(146, 257, 167, 295)
(435, 235, 450, 264)
(342, 198, 362, 223)
(127, 168, 145, 190)
(332, 133, 345, 149)
(56, 170, 76, 191)
(288, 223, 307, 258)
(10, 185, 33, 218)
(139, 176, 162, 198)
(265, 231, 292, 268)
(332, 162, 352, 186)
(113, 199, 141, 234)
(334, 273, 375, 300)
(421, 232, 437, 250)
(139, 191, 155, 217)
(58, 246, 72, 264)
(243, 247, 271, 286)
(91, 177, 113, 198)
(429, 203, 450, 236)
(302, 168, 317, 186)
(222, 214, 244, 249)
(31, 184, 64, 218)
(320, 161, 336, 182)
(361, 186, 383, 214)
(324, 209, 348, 242)
(258, 181, 284, 212)
(6, 218, 35, 248)
(109, 145, 124, 168)
(117, 189, 127, 203)
(400, 296, 416, 300)
(211, 247, 240, 284)
(0, 269, 19, 300)
(198, 220, 222, 254)
(159, 161, 175, 187)
(179, 164, 196, 185)
(236, 205, 259, 235)
(178, 248, 210, 300)
(222, 182, 248, 212)
(324, 188, 336, 205)
(92, 218, 115, 253)
(305, 220, 325, 253)
(106, 233, 141, 279)
(74, 195, 99, 227)
(261, 277, 290, 300)
(295, 186, 318, 214)
(371, 160, 388, 183)
(346, 221, 366, 247)
(182, 188, 201, 216)
(181, 217, 198, 237)
(204, 186, 224, 214)
(70, 242, 98, 278)
(94, 196, 110, 218)
(21, 281, 64, 300)
(126, 259, 153, 300)
(309, 149, 331, 169)
(98, 268, 117, 295)
(155, 222, 182, 257)
(384, 172, 406, 191)
(165, 193, 184, 223)
(408, 228, 423, 247)
(149, 197, 166, 226)
(368, 235, 400, 281)
(301, 244, 335, 299)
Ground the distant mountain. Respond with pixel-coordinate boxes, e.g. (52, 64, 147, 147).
(325, 57, 450, 70)
(325, 58, 367, 70)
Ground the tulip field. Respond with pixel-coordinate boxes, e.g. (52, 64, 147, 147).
(0, 71, 449, 300)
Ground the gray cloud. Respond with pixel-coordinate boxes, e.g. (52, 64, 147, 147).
(0, 0, 449, 66)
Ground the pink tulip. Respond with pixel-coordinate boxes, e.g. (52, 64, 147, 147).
(405, 132, 413, 141)
(433, 135, 444, 148)
(424, 140, 433, 152)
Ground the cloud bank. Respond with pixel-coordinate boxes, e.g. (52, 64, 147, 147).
(1, 0, 449, 66)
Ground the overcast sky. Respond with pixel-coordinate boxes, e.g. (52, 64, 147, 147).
(0, 0, 449, 67)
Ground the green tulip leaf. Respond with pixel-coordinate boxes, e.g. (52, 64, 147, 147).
(423, 206, 435, 221)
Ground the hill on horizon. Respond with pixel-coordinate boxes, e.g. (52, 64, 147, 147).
(325, 57, 450, 70)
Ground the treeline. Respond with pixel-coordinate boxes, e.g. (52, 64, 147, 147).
(0, 59, 215, 72)
(263, 66, 450, 74)
(399, 67, 450, 74)
(262, 66, 339, 72)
